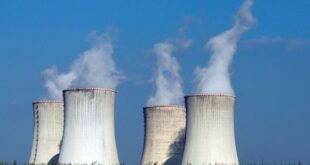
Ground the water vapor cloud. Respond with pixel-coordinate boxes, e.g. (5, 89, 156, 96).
(43, 32, 123, 99)
(147, 38, 191, 106)
(194, 0, 256, 95)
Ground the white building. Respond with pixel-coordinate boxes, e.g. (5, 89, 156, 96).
(182, 94, 239, 165)
(141, 105, 186, 165)
(58, 88, 119, 165)
(29, 100, 64, 164)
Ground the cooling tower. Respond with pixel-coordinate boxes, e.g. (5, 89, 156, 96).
(141, 105, 186, 165)
(58, 88, 119, 165)
(29, 100, 64, 164)
(182, 95, 239, 165)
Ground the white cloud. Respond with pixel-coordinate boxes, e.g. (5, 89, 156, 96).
(43, 32, 123, 99)
(244, 37, 310, 49)
(194, 0, 256, 95)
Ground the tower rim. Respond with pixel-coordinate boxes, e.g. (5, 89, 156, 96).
(32, 100, 63, 104)
(185, 93, 235, 98)
(63, 88, 116, 93)
(143, 105, 185, 109)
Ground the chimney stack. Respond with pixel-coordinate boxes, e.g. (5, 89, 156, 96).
(182, 94, 239, 165)
(58, 88, 119, 165)
(29, 100, 64, 164)
(141, 105, 186, 165)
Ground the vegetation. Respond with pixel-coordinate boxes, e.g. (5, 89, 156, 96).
(0, 162, 307, 165)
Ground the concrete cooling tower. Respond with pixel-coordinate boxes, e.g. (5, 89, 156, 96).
(141, 105, 186, 165)
(182, 95, 239, 165)
(29, 100, 64, 164)
(58, 88, 119, 165)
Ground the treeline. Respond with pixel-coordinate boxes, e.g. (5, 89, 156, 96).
(0, 162, 307, 165)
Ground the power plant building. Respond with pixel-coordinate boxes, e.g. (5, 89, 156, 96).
(29, 100, 64, 164)
(58, 88, 119, 165)
(141, 105, 186, 165)
(182, 94, 239, 165)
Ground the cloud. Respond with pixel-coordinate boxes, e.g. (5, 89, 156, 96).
(146, 20, 194, 106)
(147, 41, 184, 106)
(244, 37, 310, 49)
(43, 32, 123, 99)
(194, 0, 256, 95)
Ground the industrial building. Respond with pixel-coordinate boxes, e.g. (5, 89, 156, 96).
(182, 94, 239, 165)
(29, 100, 64, 164)
(58, 88, 119, 165)
(141, 105, 186, 165)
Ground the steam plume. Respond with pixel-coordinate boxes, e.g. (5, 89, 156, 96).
(195, 0, 256, 95)
(43, 32, 123, 99)
(147, 41, 186, 106)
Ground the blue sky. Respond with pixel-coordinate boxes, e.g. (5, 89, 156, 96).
(0, 0, 309, 164)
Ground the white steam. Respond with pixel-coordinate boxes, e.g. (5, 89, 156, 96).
(195, 0, 256, 95)
(147, 42, 184, 106)
(43, 33, 123, 99)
